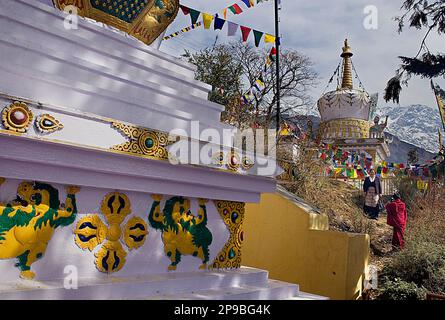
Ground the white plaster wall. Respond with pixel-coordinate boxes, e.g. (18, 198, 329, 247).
(0, 179, 230, 282)
(0, 0, 233, 139)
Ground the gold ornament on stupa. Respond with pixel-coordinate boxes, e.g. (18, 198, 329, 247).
(340, 39, 353, 90)
(52, 0, 179, 45)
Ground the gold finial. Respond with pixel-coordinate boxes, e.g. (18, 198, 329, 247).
(340, 39, 353, 90)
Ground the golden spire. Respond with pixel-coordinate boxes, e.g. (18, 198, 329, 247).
(340, 39, 354, 90)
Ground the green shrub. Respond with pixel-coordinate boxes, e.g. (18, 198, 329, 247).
(378, 279, 426, 300)
(393, 177, 419, 211)
(381, 240, 445, 295)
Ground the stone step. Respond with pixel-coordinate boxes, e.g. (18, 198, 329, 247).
(285, 291, 330, 300)
(142, 280, 300, 300)
(0, 267, 271, 300)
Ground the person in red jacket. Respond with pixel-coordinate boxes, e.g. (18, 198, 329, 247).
(385, 191, 407, 250)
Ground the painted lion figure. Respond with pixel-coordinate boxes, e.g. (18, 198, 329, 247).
(148, 195, 213, 271)
(0, 180, 80, 279)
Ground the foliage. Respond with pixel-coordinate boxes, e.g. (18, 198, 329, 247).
(377, 183, 445, 299)
(378, 278, 427, 300)
(183, 45, 244, 108)
(393, 176, 420, 211)
(384, 0, 445, 103)
(278, 140, 328, 201)
(185, 42, 318, 129)
(380, 240, 445, 295)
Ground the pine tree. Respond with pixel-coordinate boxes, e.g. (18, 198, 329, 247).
(384, 0, 445, 103)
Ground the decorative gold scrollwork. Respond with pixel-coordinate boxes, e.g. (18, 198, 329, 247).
(110, 122, 172, 160)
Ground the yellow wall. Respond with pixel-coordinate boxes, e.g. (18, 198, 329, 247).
(242, 192, 370, 300)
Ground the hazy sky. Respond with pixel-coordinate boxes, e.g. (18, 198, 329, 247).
(160, 0, 445, 112)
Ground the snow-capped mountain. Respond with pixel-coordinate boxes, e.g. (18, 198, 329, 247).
(376, 104, 442, 154)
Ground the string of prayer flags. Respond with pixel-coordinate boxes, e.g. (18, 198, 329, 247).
(174, 4, 276, 48)
(163, 22, 203, 40)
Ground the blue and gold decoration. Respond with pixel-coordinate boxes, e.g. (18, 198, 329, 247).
(211, 200, 245, 269)
(148, 195, 213, 271)
(110, 122, 172, 160)
(35, 114, 64, 134)
(53, 0, 180, 45)
(74, 192, 148, 273)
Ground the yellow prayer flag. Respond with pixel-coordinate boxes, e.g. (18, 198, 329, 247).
(223, 8, 227, 20)
(279, 122, 291, 136)
(264, 34, 276, 43)
(202, 13, 214, 29)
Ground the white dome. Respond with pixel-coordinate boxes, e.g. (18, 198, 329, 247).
(317, 89, 371, 122)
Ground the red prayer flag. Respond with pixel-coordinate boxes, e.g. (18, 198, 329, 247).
(180, 5, 190, 15)
(240, 26, 252, 42)
(229, 4, 243, 14)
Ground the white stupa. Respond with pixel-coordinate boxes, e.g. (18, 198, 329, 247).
(317, 40, 390, 162)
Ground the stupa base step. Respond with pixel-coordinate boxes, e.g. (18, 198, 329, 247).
(0, 267, 327, 300)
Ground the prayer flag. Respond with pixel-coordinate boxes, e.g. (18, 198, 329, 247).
(227, 21, 238, 36)
(240, 26, 252, 42)
(242, 0, 252, 8)
(253, 30, 264, 47)
(264, 34, 276, 43)
(180, 5, 190, 16)
(214, 16, 225, 30)
(203, 13, 214, 29)
(229, 4, 243, 14)
(190, 9, 201, 24)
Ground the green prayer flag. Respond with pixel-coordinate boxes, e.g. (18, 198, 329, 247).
(253, 30, 264, 47)
(190, 9, 201, 24)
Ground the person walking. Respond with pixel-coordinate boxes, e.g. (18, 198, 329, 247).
(363, 168, 382, 220)
(385, 192, 407, 250)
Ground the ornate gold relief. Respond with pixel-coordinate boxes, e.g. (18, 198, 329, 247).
(1, 102, 33, 133)
(53, 0, 180, 46)
(211, 201, 245, 269)
(110, 122, 172, 160)
(74, 191, 148, 273)
(35, 114, 64, 134)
